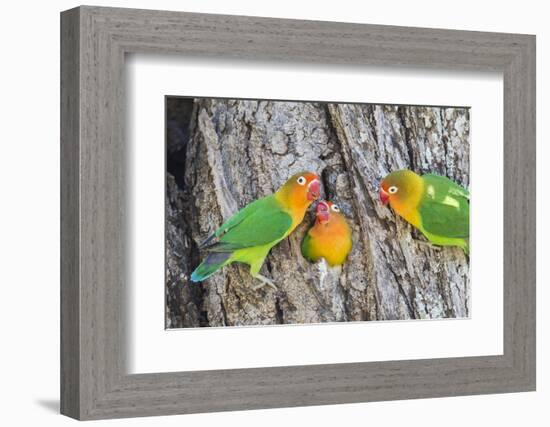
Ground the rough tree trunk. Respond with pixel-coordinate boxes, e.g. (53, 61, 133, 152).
(166, 98, 470, 328)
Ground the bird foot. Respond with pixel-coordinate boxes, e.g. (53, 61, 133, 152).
(413, 239, 441, 251)
(252, 274, 277, 291)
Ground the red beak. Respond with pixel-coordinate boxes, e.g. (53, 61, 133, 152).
(379, 188, 390, 205)
(307, 179, 321, 201)
(316, 201, 330, 223)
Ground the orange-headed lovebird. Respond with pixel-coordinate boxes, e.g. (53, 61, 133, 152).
(301, 200, 353, 266)
(380, 169, 469, 253)
(191, 172, 321, 289)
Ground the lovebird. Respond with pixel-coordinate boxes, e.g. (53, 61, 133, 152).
(301, 200, 352, 266)
(191, 172, 321, 289)
(379, 169, 470, 253)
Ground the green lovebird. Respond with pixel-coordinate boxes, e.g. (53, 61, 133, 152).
(379, 170, 470, 253)
(191, 172, 321, 289)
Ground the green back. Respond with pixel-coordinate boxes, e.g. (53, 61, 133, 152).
(208, 195, 293, 252)
(419, 174, 470, 238)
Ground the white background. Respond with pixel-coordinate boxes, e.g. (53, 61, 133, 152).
(0, 0, 547, 426)
(129, 57, 503, 373)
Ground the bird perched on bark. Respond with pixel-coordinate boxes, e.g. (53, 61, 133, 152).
(379, 169, 470, 253)
(191, 172, 321, 289)
(301, 200, 352, 266)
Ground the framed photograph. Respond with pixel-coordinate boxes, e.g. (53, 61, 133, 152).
(61, 6, 536, 420)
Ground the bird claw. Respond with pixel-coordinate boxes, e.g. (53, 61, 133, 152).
(253, 274, 277, 291)
(413, 239, 441, 250)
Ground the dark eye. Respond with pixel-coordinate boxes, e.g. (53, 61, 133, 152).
(389, 186, 398, 194)
(297, 176, 306, 186)
(331, 204, 340, 212)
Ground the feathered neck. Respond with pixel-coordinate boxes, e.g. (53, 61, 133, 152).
(275, 185, 311, 221)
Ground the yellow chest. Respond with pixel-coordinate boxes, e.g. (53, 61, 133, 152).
(307, 220, 352, 266)
(396, 205, 421, 228)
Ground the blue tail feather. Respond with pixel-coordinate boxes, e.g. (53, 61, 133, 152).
(190, 252, 231, 282)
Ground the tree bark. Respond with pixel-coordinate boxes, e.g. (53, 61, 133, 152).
(166, 98, 470, 328)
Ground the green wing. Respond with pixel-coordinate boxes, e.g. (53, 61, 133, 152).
(418, 174, 470, 238)
(205, 195, 293, 252)
(300, 233, 314, 261)
(215, 197, 265, 237)
(199, 196, 267, 247)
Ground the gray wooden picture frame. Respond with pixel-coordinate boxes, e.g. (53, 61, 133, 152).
(60, 5, 536, 420)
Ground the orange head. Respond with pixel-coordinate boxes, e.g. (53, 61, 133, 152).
(276, 171, 321, 209)
(379, 170, 423, 208)
(315, 200, 342, 224)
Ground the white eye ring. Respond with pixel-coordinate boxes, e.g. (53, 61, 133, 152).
(331, 204, 340, 212)
(297, 176, 306, 186)
(388, 186, 398, 194)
